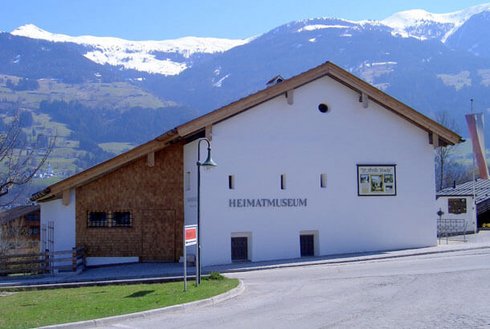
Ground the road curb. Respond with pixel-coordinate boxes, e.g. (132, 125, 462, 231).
(38, 279, 245, 329)
(216, 245, 490, 274)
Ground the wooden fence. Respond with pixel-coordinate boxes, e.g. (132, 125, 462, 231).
(0, 247, 85, 276)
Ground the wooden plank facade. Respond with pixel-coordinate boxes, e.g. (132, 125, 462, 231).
(76, 143, 184, 261)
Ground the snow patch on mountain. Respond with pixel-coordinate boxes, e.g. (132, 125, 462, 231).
(437, 71, 472, 91)
(11, 24, 249, 75)
(297, 24, 351, 32)
(213, 74, 230, 88)
(382, 4, 490, 41)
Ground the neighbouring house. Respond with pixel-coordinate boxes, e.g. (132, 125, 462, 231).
(436, 179, 490, 233)
(31, 61, 462, 267)
(0, 204, 40, 254)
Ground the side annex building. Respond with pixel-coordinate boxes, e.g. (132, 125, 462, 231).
(32, 62, 462, 267)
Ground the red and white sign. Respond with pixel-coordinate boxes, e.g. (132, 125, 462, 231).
(184, 225, 197, 246)
(466, 113, 489, 179)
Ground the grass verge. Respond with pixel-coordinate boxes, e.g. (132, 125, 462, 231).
(0, 277, 239, 329)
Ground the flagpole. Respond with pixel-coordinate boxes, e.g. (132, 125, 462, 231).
(470, 99, 477, 234)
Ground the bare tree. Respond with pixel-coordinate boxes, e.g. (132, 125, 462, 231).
(0, 112, 54, 205)
(434, 111, 462, 191)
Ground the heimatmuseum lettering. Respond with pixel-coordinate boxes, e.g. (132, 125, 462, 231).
(229, 198, 307, 208)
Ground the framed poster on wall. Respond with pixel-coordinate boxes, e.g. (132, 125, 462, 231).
(357, 164, 397, 196)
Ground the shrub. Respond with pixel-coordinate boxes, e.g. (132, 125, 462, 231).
(207, 272, 224, 280)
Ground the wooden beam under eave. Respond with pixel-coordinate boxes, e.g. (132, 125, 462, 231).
(429, 132, 440, 148)
(286, 90, 294, 105)
(62, 190, 70, 206)
(205, 125, 213, 141)
(146, 152, 155, 167)
(359, 92, 369, 108)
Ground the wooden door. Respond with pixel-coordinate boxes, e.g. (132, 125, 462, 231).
(300, 234, 314, 257)
(231, 237, 248, 261)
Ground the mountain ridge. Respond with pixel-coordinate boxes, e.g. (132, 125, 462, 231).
(11, 24, 250, 75)
(8, 4, 490, 76)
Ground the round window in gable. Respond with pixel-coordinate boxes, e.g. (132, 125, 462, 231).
(318, 103, 329, 113)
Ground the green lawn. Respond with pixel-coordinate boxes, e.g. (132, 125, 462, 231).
(0, 277, 239, 329)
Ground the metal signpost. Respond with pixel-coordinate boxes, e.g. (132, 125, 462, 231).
(183, 224, 197, 291)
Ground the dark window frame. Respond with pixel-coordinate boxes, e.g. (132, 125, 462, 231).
(26, 213, 40, 221)
(87, 210, 133, 228)
(448, 198, 467, 214)
(87, 211, 108, 227)
(112, 211, 132, 227)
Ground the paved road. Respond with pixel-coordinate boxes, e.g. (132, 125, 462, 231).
(97, 249, 490, 329)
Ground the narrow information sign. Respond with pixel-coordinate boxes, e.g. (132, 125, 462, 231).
(185, 225, 197, 246)
(183, 225, 198, 291)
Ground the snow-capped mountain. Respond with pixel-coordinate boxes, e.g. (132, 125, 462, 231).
(381, 3, 490, 41)
(11, 24, 249, 75)
(9, 4, 490, 77)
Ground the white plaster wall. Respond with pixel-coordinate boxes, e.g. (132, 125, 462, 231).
(39, 190, 76, 252)
(436, 196, 476, 233)
(185, 76, 438, 266)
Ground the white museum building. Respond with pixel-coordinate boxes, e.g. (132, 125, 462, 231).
(33, 62, 462, 267)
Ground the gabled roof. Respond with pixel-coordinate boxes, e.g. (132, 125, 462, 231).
(0, 205, 40, 225)
(32, 61, 463, 202)
(437, 179, 490, 204)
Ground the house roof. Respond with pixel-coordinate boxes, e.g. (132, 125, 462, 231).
(437, 179, 490, 205)
(0, 205, 40, 225)
(266, 75, 285, 86)
(31, 61, 463, 202)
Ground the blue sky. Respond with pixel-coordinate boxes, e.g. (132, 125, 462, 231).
(1, 0, 489, 40)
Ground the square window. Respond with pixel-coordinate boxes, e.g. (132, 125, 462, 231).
(88, 211, 107, 227)
(448, 198, 467, 214)
(26, 213, 40, 221)
(113, 211, 132, 227)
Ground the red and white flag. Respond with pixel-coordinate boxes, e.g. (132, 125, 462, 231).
(465, 113, 489, 179)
